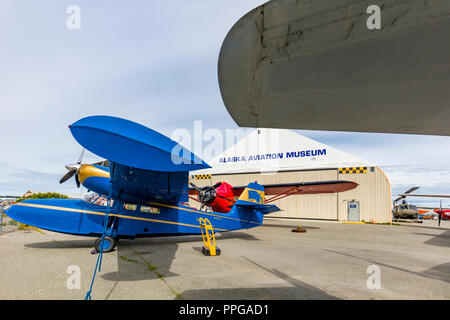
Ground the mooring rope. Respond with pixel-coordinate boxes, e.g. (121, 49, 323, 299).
(84, 164, 114, 300)
(84, 195, 111, 300)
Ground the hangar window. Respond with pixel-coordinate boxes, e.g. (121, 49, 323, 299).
(123, 203, 137, 211)
(141, 205, 160, 214)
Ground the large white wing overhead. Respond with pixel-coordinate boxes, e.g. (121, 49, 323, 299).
(218, 0, 450, 135)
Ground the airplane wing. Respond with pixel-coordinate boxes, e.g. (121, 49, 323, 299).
(234, 181, 358, 203)
(70, 116, 210, 205)
(218, 0, 450, 135)
(189, 180, 358, 204)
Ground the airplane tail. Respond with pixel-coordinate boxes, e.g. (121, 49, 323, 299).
(235, 182, 280, 215)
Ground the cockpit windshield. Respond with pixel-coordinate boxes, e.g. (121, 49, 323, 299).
(82, 192, 113, 207)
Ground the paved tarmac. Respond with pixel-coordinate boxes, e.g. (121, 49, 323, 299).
(0, 218, 449, 300)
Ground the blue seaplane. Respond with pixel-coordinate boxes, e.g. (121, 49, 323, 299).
(6, 116, 358, 253)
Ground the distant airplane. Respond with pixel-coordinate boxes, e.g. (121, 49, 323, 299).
(394, 187, 450, 224)
(433, 209, 450, 220)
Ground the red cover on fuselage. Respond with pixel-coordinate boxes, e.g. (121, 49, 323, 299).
(210, 182, 235, 213)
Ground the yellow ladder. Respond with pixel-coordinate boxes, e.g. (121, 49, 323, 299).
(199, 218, 221, 256)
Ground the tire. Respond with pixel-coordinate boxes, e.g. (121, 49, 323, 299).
(94, 236, 116, 253)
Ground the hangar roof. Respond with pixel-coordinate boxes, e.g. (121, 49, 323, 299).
(193, 129, 371, 175)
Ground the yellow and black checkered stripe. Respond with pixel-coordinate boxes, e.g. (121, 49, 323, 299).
(191, 174, 212, 180)
(339, 167, 367, 174)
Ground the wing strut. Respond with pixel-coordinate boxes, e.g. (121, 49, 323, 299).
(264, 186, 301, 204)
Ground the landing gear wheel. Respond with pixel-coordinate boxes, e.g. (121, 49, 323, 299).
(94, 236, 117, 253)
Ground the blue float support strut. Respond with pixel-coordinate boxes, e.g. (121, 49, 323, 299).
(84, 164, 114, 300)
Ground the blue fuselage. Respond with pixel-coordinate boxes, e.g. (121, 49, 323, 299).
(6, 199, 264, 239)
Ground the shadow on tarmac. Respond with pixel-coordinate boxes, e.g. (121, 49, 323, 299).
(100, 231, 260, 283)
(412, 230, 450, 247)
(325, 249, 450, 284)
(397, 222, 450, 231)
(423, 262, 450, 283)
(178, 257, 339, 300)
(25, 238, 96, 249)
(21, 230, 335, 299)
(261, 223, 320, 230)
(24, 230, 261, 285)
(178, 285, 338, 300)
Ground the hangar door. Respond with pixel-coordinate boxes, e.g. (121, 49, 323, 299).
(267, 170, 338, 220)
(290, 192, 338, 220)
(347, 201, 360, 222)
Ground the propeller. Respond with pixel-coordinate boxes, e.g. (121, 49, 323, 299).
(190, 182, 222, 210)
(393, 186, 419, 203)
(59, 148, 85, 188)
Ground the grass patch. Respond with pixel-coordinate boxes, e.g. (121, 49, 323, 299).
(18, 223, 44, 233)
(132, 248, 183, 300)
(143, 260, 163, 278)
(362, 220, 400, 226)
(119, 256, 140, 264)
(5, 219, 44, 232)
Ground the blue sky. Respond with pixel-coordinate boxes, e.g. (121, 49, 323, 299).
(0, 1, 449, 209)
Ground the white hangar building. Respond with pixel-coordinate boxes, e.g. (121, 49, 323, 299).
(190, 129, 392, 223)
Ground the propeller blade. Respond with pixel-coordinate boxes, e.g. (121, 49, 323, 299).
(189, 182, 202, 191)
(212, 182, 222, 189)
(75, 174, 81, 188)
(59, 170, 76, 184)
(77, 148, 85, 164)
(404, 186, 419, 194)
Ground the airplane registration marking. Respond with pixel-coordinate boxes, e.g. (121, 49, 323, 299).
(146, 201, 260, 225)
(15, 202, 229, 231)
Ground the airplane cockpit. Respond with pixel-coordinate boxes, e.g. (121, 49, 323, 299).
(82, 192, 113, 207)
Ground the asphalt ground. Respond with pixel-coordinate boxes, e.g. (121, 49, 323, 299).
(0, 218, 449, 300)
